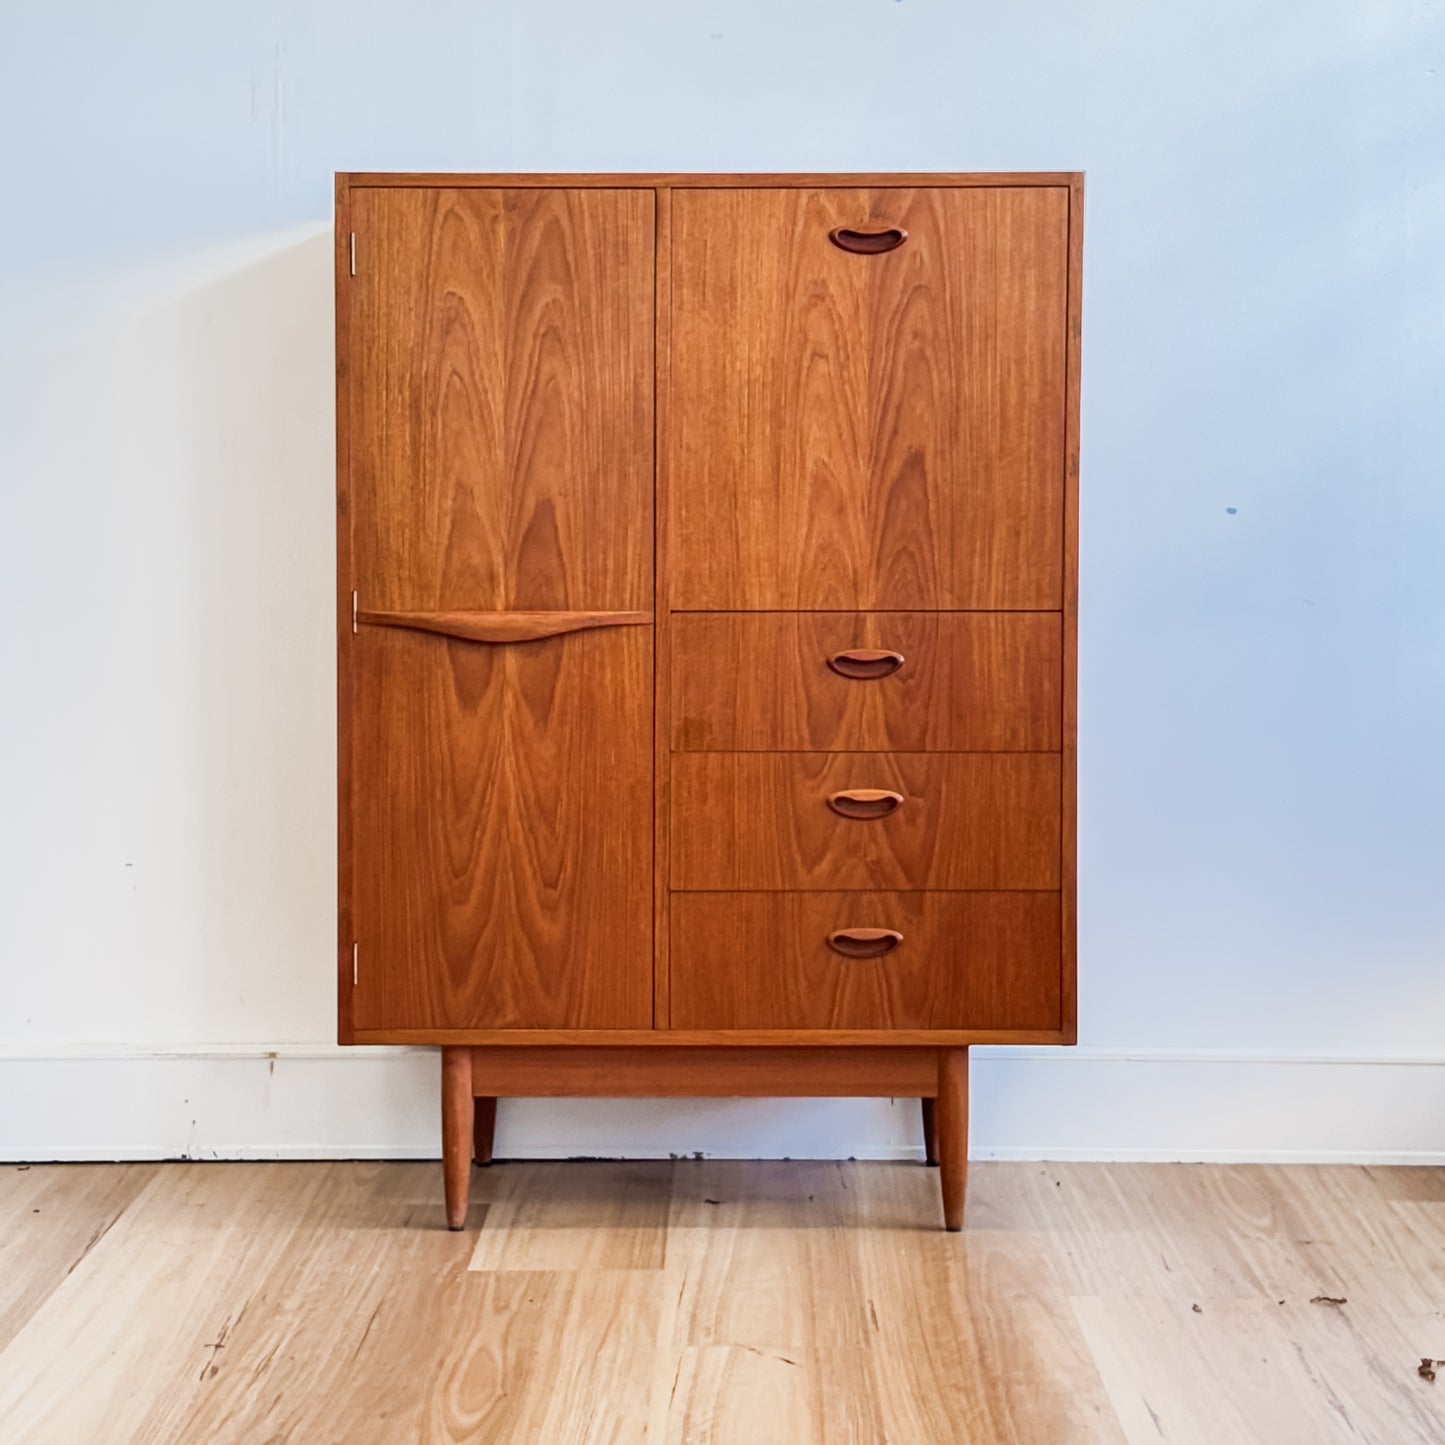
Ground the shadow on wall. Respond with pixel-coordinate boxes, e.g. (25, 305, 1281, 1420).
(172, 227, 337, 1042)
(0, 226, 337, 1046)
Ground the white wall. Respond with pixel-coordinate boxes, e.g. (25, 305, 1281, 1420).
(3, 1, 1444, 1163)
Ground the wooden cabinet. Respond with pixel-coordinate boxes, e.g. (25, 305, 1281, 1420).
(337, 172, 1082, 1231)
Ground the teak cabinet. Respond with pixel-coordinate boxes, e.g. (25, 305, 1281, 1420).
(335, 172, 1082, 1231)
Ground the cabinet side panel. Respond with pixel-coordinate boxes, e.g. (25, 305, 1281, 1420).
(336, 175, 355, 1044)
(653, 186, 672, 1028)
(1061, 177, 1083, 1041)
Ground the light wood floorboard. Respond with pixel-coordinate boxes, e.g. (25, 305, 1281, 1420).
(0, 1160, 1442, 1442)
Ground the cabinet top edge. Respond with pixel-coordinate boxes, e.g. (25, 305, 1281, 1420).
(337, 171, 1084, 190)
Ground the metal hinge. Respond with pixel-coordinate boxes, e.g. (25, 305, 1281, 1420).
(352, 590, 358, 633)
(349, 232, 356, 276)
(352, 942, 358, 988)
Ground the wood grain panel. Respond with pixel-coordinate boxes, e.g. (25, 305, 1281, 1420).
(672, 611, 1061, 751)
(465, 1047, 938, 1096)
(670, 892, 1060, 1030)
(350, 186, 653, 611)
(671, 752, 1060, 890)
(351, 623, 652, 1030)
(670, 187, 1068, 609)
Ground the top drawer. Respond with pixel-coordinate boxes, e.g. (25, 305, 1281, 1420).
(673, 612, 1061, 752)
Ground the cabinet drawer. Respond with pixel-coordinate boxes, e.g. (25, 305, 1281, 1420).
(672, 612, 1060, 752)
(671, 891, 1061, 1031)
(671, 753, 1060, 890)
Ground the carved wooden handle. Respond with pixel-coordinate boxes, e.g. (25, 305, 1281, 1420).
(355, 609, 651, 644)
(828, 226, 908, 255)
(827, 928, 904, 959)
(827, 648, 905, 680)
(827, 788, 904, 820)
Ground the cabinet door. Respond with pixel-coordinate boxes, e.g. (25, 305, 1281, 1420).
(351, 187, 653, 610)
(344, 187, 655, 1031)
(670, 187, 1068, 609)
(351, 623, 652, 1031)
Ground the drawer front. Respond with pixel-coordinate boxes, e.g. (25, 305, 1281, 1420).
(672, 611, 1061, 752)
(671, 753, 1060, 891)
(671, 891, 1061, 1030)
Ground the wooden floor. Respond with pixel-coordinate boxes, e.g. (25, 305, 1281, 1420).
(0, 1161, 1443, 1442)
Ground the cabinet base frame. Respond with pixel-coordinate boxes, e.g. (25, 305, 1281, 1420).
(439, 1044, 970, 1232)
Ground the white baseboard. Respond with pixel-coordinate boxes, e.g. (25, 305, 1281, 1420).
(4, 1045, 1445, 1165)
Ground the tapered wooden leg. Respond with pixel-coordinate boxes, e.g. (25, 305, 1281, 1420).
(921, 1097, 940, 1166)
(472, 1097, 497, 1166)
(935, 1047, 969, 1231)
(441, 1047, 474, 1231)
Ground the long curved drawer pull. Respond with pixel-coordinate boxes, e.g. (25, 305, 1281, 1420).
(356, 609, 652, 644)
(827, 928, 904, 959)
(828, 226, 908, 255)
(827, 788, 904, 820)
(827, 648, 904, 680)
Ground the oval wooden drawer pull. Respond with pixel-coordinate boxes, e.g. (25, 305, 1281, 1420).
(828, 226, 908, 255)
(827, 788, 904, 820)
(827, 928, 904, 959)
(827, 648, 905, 680)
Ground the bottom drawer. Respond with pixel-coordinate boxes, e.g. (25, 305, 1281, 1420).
(670, 892, 1060, 1032)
